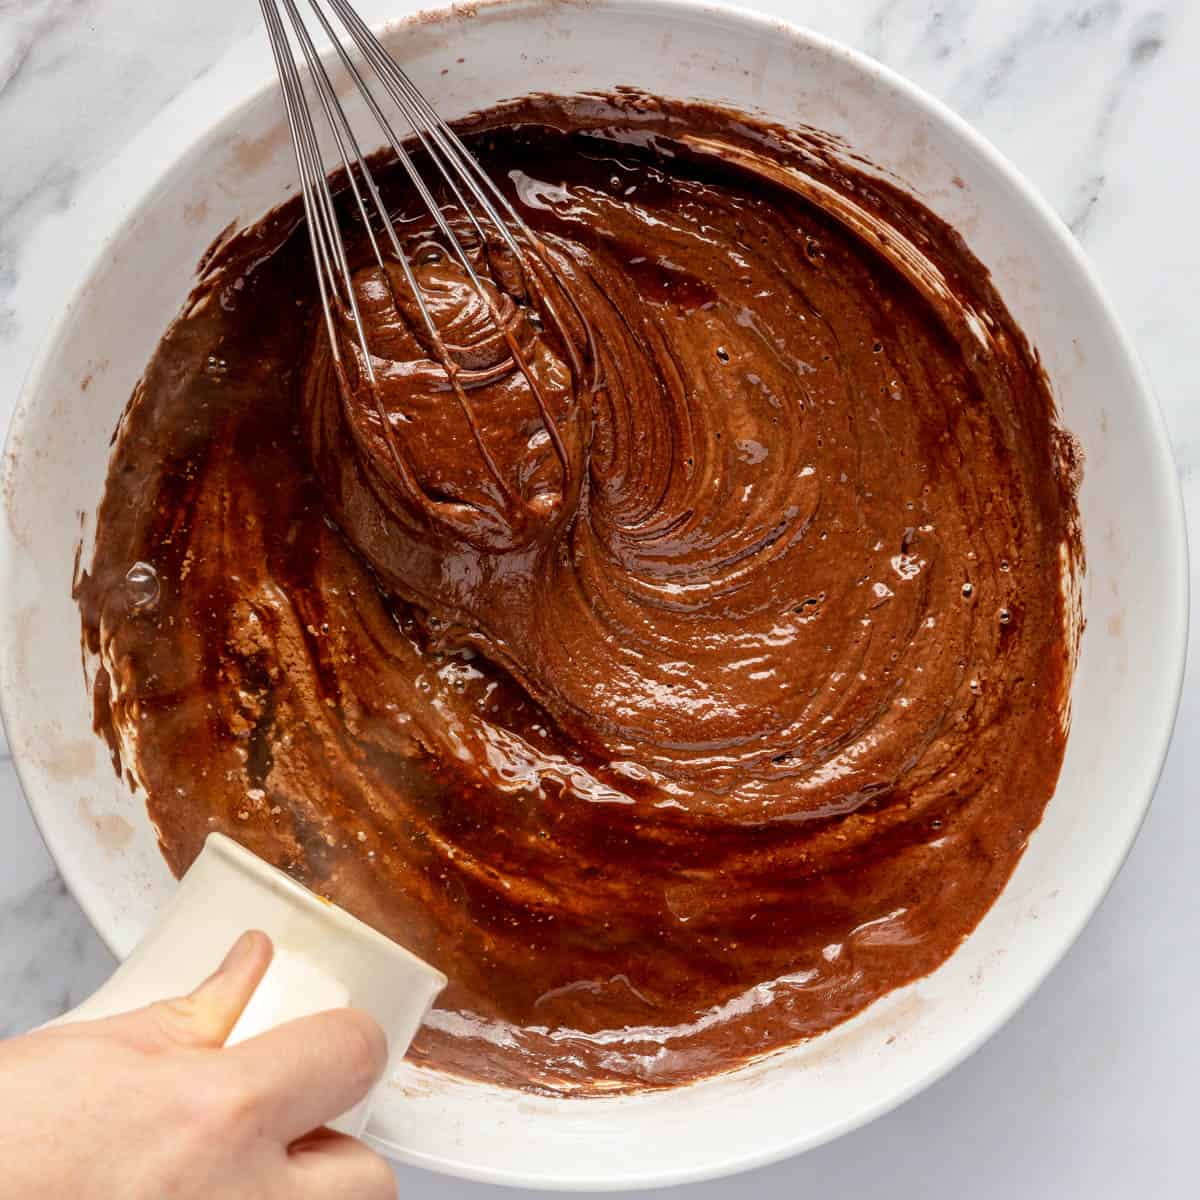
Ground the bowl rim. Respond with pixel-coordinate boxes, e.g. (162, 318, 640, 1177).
(0, 0, 1189, 1189)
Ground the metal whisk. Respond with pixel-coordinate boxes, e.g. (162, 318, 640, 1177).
(257, 0, 592, 512)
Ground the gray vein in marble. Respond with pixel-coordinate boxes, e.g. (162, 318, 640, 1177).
(864, 0, 903, 56)
(0, 162, 79, 341)
(0, 872, 114, 1038)
(0, 0, 89, 101)
(960, 3, 1125, 116)
(1067, 9, 1168, 234)
(865, 0, 973, 68)
(861, 1, 1177, 253)
(0, 0, 90, 340)
(0, 0, 258, 344)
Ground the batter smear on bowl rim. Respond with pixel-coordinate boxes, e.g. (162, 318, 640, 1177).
(76, 94, 1082, 1094)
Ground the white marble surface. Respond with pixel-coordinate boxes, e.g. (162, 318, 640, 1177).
(0, 0, 1195, 1195)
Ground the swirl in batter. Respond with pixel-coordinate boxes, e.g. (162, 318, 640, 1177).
(77, 94, 1081, 1093)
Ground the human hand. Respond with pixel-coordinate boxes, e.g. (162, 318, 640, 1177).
(0, 930, 396, 1199)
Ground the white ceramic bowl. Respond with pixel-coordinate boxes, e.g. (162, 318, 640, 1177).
(0, 0, 1187, 1189)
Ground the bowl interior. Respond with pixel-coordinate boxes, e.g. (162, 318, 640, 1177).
(0, 0, 1186, 1189)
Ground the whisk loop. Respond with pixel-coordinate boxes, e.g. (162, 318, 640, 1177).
(258, 0, 592, 514)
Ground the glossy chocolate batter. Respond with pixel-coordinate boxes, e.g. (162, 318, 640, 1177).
(77, 94, 1081, 1094)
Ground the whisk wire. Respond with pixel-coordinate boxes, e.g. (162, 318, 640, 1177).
(277, 0, 384, 331)
(296, 0, 431, 313)
(324, 0, 595, 387)
(282, 0, 390, 284)
(258, 0, 344, 363)
(300, 0, 535, 501)
(259, 0, 588, 509)
(324, 0, 526, 260)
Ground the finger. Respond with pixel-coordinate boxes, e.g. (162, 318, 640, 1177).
(289, 1129, 397, 1200)
(226, 1007, 388, 1142)
(183, 930, 275, 1043)
(113, 930, 275, 1050)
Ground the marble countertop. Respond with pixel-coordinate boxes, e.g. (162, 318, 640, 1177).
(1, 0, 1195, 1195)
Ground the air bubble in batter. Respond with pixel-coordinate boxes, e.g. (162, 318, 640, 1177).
(124, 561, 161, 613)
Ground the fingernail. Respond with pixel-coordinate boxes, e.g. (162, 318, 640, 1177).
(221, 929, 271, 975)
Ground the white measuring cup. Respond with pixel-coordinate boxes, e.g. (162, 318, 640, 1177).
(51, 832, 446, 1137)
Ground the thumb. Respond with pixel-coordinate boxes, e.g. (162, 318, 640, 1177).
(130, 930, 275, 1050)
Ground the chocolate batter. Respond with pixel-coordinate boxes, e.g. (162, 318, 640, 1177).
(77, 94, 1081, 1094)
